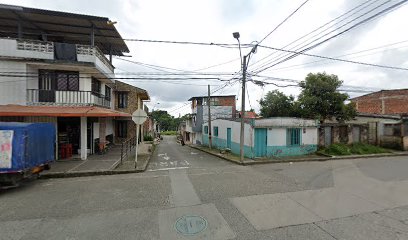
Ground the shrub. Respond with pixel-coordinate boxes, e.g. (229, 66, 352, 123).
(143, 135, 153, 141)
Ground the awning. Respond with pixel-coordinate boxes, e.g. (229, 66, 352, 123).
(0, 105, 130, 117)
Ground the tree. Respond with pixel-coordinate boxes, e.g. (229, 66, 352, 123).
(297, 72, 356, 122)
(259, 90, 296, 117)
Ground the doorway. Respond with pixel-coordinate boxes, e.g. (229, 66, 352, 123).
(254, 128, 267, 157)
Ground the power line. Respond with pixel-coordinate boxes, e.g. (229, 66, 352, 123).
(256, 44, 408, 72)
(265, 39, 408, 73)
(123, 38, 254, 49)
(249, 0, 378, 69)
(254, 0, 408, 73)
(259, 0, 311, 44)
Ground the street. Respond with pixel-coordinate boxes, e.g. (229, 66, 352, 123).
(1, 135, 408, 240)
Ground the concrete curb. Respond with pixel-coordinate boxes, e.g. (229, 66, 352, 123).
(188, 144, 408, 166)
(39, 143, 159, 179)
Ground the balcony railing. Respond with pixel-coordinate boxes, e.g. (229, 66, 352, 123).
(27, 89, 111, 108)
(7, 38, 114, 73)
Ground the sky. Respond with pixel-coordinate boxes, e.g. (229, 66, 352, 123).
(1, 0, 408, 117)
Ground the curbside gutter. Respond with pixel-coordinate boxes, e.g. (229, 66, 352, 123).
(39, 143, 158, 179)
(188, 144, 408, 166)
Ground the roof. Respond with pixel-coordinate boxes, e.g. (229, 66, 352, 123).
(0, 105, 130, 117)
(188, 95, 236, 101)
(113, 81, 150, 100)
(0, 4, 129, 55)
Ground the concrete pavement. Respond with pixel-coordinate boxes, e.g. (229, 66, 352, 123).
(1, 135, 408, 239)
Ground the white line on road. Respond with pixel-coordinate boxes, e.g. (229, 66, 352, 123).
(147, 167, 189, 172)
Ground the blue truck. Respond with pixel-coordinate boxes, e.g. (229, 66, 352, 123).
(0, 122, 55, 188)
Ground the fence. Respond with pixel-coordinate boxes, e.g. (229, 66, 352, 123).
(120, 136, 137, 164)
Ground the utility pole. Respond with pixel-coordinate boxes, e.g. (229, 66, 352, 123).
(240, 56, 247, 163)
(208, 85, 212, 149)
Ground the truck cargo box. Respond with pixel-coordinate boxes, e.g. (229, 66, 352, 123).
(0, 122, 55, 174)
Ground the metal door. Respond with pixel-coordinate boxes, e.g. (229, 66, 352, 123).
(38, 71, 56, 102)
(227, 128, 232, 149)
(254, 128, 267, 157)
(324, 127, 332, 147)
(352, 126, 360, 143)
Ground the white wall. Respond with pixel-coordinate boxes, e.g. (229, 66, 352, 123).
(93, 122, 100, 140)
(0, 61, 27, 105)
(206, 119, 253, 147)
(202, 106, 234, 120)
(302, 127, 318, 145)
(80, 73, 92, 91)
(0, 39, 53, 60)
(255, 118, 318, 127)
(268, 128, 286, 146)
(106, 118, 113, 135)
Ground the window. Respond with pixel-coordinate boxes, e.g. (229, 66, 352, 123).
(204, 126, 208, 134)
(117, 92, 128, 108)
(105, 86, 111, 101)
(214, 126, 219, 136)
(117, 121, 128, 138)
(39, 70, 79, 91)
(92, 78, 101, 96)
(287, 128, 301, 146)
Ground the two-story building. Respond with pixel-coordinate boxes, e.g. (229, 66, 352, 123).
(187, 95, 236, 144)
(111, 80, 150, 143)
(0, 4, 132, 160)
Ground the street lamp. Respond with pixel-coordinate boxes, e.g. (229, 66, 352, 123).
(233, 32, 257, 163)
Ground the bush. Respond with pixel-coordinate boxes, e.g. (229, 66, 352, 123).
(161, 131, 177, 135)
(143, 135, 153, 141)
(322, 143, 391, 156)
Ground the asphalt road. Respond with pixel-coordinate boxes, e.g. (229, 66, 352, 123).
(1, 135, 408, 240)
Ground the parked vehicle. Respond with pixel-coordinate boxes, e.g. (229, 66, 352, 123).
(0, 122, 55, 188)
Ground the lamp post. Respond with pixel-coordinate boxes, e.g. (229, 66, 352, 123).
(233, 32, 257, 163)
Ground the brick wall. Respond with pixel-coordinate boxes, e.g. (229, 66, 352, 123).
(352, 90, 408, 114)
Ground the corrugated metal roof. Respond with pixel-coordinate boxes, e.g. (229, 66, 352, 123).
(0, 4, 129, 55)
(0, 105, 130, 117)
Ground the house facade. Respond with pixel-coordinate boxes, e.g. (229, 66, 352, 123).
(187, 95, 236, 144)
(0, 4, 133, 160)
(111, 80, 150, 143)
(202, 118, 319, 158)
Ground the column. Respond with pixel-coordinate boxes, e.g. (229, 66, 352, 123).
(80, 117, 87, 160)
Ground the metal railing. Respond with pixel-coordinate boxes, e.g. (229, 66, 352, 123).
(120, 136, 137, 164)
(27, 89, 111, 108)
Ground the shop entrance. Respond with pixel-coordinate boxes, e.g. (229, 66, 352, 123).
(57, 117, 80, 159)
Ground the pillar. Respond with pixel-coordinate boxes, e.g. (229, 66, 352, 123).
(80, 117, 87, 160)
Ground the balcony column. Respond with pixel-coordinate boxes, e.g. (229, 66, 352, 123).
(80, 117, 88, 160)
(17, 20, 23, 39)
(109, 44, 113, 63)
(90, 24, 95, 47)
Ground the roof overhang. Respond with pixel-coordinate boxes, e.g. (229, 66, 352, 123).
(0, 4, 129, 55)
(0, 105, 130, 117)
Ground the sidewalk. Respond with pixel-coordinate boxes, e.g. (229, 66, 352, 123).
(189, 144, 408, 165)
(40, 142, 156, 178)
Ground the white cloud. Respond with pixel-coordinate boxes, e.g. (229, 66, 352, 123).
(2, 0, 408, 116)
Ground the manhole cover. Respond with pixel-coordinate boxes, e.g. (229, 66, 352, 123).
(174, 215, 208, 235)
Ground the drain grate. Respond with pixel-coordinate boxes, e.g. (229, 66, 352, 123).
(174, 215, 208, 236)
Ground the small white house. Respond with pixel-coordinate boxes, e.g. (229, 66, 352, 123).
(202, 118, 319, 158)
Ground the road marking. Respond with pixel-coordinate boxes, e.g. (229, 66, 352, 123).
(147, 167, 189, 172)
(158, 153, 170, 161)
(169, 169, 201, 207)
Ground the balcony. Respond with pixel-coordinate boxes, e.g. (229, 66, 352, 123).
(0, 38, 114, 74)
(27, 89, 111, 108)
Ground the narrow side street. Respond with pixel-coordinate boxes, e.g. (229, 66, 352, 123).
(1, 136, 408, 240)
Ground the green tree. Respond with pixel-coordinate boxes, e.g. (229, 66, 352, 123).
(297, 72, 356, 122)
(259, 90, 296, 117)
